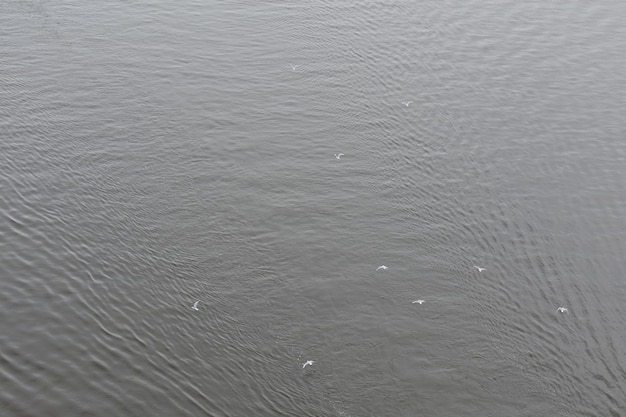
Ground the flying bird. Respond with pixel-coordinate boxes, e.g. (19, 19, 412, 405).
(191, 301, 200, 310)
(376, 265, 388, 271)
(291, 64, 299, 70)
(302, 360, 314, 368)
(334, 153, 344, 160)
(556, 307, 568, 313)
(412, 300, 425, 304)
(473, 266, 486, 272)
(402, 101, 412, 106)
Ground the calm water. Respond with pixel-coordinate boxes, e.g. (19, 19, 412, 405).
(2, 0, 626, 416)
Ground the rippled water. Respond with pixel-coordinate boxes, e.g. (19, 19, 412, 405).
(2, 0, 626, 416)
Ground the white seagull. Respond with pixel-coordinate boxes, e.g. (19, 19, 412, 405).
(473, 266, 486, 272)
(291, 64, 299, 71)
(402, 101, 413, 107)
(302, 360, 314, 368)
(412, 299, 425, 304)
(376, 265, 388, 271)
(556, 307, 568, 313)
(191, 301, 200, 310)
(334, 153, 344, 160)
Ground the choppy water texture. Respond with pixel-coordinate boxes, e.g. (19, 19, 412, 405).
(2, 0, 626, 416)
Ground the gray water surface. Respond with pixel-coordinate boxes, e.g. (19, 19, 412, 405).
(2, 0, 626, 416)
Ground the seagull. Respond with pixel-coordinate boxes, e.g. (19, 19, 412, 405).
(334, 153, 344, 160)
(412, 299, 425, 304)
(556, 307, 568, 313)
(302, 360, 314, 368)
(376, 265, 388, 271)
(473, 266, 486, 272)
(402, 101, 412, 107)
(191, 301, 200, 310)
(291, 64, 299, 70)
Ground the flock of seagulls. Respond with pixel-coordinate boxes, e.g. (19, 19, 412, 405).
(371, 263, 569, 312)
(189, 262, 570, 372)
(186, 66, 571, 374)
